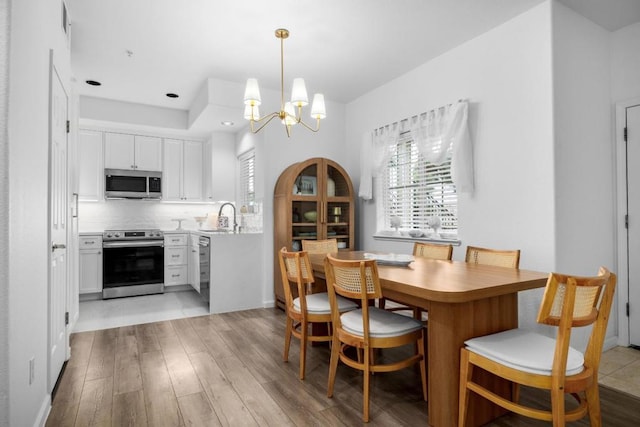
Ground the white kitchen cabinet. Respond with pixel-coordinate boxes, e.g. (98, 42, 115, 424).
(78, 129, 104, 201)
(202, 135, 236, 202)
(202, 141, 213, 201)
(187, 234, 200, 293)
(164, 233, 188, 286)
(105, 132, 162, 171)
(79, 235, 103, 294)
(163, 139, 203, 201)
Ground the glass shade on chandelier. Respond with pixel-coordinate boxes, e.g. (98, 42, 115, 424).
(243, 28, 326, 137)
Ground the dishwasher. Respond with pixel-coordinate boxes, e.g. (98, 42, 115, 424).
(198, 236, 210, 303)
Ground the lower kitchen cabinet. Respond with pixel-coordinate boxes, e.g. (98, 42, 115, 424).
(188, 234, 201, 293)
(79, 235, 103, 294)
(165, 233, 188, 286)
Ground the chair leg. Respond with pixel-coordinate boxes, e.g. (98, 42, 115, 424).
(585, 379, 602, 427)
(363, 345, 371, 422)
(283, 315, 293, 362)
(379, 297, 386, 309)
(299, 319, 308, 380)
(458, 349, 472, 427)
(550, 385, 566, 427)
(327, 336, 340, 398)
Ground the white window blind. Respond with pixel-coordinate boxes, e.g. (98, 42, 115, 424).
(378, 134, 458, 235)
(238, 149, 255, 209)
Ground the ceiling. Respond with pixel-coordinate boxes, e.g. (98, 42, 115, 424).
(68, 0, 640, 132)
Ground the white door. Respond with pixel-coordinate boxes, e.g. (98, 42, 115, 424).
(627, 104, 640, 347)
(49, 56, 69, 391)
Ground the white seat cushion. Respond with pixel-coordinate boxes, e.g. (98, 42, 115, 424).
(341, 307, 424, 338)
(464, 328, 584, 376)
(293, 292, 358, 315)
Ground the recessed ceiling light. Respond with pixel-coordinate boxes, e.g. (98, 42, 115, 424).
(221, 121, 234, 127)
(86, 80, 101, 86)
(166, 93, 179, 98)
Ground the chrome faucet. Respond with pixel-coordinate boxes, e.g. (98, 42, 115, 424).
(218, 202, 237, 233)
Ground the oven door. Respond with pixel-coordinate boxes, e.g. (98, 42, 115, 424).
(102, 240, 164, 299)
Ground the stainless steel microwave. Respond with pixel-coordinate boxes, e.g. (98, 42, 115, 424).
(105, 169, 162, 199)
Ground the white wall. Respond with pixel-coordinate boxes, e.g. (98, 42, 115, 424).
(551, 1, 616, 349)
(7, 0, 72, 425)
(80, 96, 190, 131)
(611, 22, 640, 102)
(346, 3, 555, 276)
(553, 2, 613, 275)
(0, 1, 10, 424)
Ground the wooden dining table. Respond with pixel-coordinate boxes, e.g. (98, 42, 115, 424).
(307, 251, 549, 427)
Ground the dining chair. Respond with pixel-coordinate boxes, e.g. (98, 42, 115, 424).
(458, 267, 616, 427)
(324, 254, 427, 422)
(465, 245, 520, 268)
(278, 247, 357, 380)
(301, 238, 338, 254)
(379, 242, 453, 319)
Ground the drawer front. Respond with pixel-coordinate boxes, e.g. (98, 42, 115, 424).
(165, 265, 188, 286)
(165, 234, 188, 246)
(165, 246, 187, 265)
(79, 236, 102, 249)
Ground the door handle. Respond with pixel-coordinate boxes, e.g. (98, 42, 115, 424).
(51, 243, 66, 252)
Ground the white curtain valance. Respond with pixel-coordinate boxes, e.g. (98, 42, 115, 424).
(358, 100, 473, 200)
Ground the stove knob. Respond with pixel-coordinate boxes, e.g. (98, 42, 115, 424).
(114, 232, 121, 238)
(106, 233, 112, 238)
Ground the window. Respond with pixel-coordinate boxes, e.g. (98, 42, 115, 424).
(238, 149, 255, 209)
(378, 134, 457, 236)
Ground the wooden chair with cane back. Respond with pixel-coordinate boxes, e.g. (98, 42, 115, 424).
(465, 245, 521, 268)
(278, 247, 357, 380)
(324, 254, 427, 422)
(301, 238, 338, 254)
(459, 267, 616, 426)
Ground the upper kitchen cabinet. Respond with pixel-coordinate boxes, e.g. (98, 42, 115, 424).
(78, 129, 103, 201)
(202, 137, 236, 202)
(104, 132, 162, 171)
(164, 138, 203, 202)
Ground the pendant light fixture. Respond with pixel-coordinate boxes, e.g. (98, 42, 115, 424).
(243, 28, 326, 137)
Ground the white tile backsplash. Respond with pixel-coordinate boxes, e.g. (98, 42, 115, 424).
(78, 199, 263, 232)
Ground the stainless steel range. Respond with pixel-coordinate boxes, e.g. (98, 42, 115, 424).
(102, 229, 164, 299)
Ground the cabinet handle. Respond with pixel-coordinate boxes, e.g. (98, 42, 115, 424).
(52, 243, 66, 252)
(84, 241, 94, 245)
(72, 192, 78, 218)
(172, 254, 179, 258)
(172, 274, 180, 278)
(98, 251, 101, 255)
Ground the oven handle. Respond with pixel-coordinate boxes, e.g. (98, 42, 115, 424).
(103, 240, 164, 248)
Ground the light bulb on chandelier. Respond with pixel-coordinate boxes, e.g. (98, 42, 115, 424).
(243, 28, 326, 137)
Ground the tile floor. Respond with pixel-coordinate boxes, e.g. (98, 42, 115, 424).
(599, 345, 640, 398)
(74, 292, 640, 399)
(73, 289, 210, 333)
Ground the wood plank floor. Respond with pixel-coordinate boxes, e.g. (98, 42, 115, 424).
(47, 308, 640, 426)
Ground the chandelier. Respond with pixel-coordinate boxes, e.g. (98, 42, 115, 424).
(243, 28, 326, 137)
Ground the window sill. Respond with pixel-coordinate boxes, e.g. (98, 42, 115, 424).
(373, 232, 461, 246)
